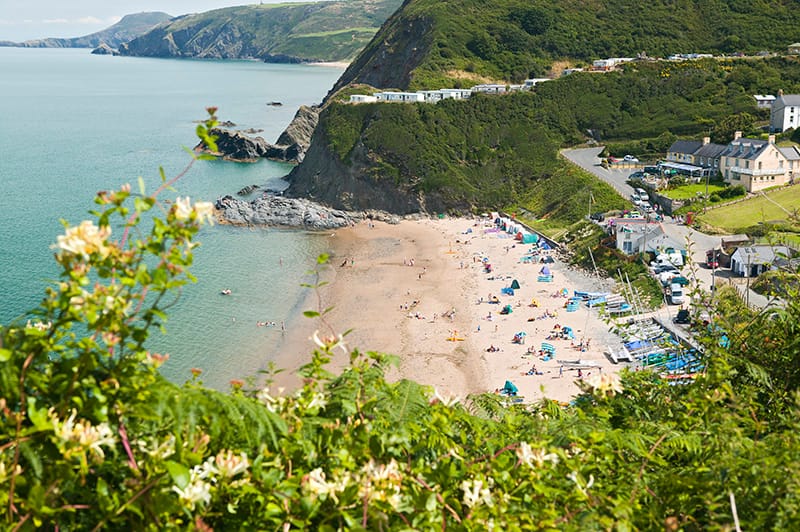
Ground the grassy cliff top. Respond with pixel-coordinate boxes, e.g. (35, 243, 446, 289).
(333, 0, 800, 91)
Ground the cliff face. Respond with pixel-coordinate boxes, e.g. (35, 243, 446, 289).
(118, 1, 402, 63)
(8, 12, 171, 49)
(328, 1, 433, 94)
(283, 113, 453, 215)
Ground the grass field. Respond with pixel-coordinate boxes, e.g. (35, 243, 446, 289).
(699, 185, 800, 232)
(662, 183, 727, 200)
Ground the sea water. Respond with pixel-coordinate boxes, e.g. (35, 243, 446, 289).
(0, 48, 344, 388)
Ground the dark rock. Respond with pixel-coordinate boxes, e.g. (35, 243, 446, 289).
(215, 194, 360, 230)
(274, 105, 319, 163)
(237, 184, 260, 196)
(198, 128, 269, 161)
(219, 120, 237, 127)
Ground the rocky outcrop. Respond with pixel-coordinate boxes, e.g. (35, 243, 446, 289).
(200, 106, 320, 163)
(91, 43, 116, 55)
(215, 194, 360, 230)
(274, 106, 319, 163)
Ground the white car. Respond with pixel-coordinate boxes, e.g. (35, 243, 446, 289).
(624, 155, 639, 162)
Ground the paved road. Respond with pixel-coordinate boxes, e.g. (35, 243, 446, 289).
(562, 147, 776, 310)
(561, 147, 637, 200)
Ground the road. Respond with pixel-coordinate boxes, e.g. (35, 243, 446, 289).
(562, 147, 776, 310)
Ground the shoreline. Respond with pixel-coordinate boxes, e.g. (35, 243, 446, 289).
(271, 216, 627, 403)
(306, 61, 350, 68)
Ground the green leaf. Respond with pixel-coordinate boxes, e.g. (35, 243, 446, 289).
(137, 176, 146, 196)
(0, 348, 11, 362)
(303, 311, 320, 318)
(165, 460, 191, 489)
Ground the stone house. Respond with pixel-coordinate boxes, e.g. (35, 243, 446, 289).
(719, 132, 789, 192)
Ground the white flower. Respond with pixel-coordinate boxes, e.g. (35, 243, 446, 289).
(214, 450, 249, 479)
(173, 197, 215, 225)
(173, 197, 193, 221)
(304, 468, 338, 500)
(136, 435, 175, 459)
(585, 373, 624, 397)
(194, 201, 215, 225)
(172, 476, 212, 510)
(54, 220, 112, 259)
(461, 478, 494, 508)
(25, 320, 52, 332)
(432, 389, 460, 407)
(517, 442, 560, 469)
(307, 391, 327, 410)
(311, 330, 348, 354)
(51, 409, 116, 462)
(567, 471, 595, 495)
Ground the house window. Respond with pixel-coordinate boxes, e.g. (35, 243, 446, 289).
(758, 161, 762, 170)
(779, 160, 784, 168)
(745, 161, 750, 169)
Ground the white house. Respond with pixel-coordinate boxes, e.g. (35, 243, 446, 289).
(523, 78, 550, 89)
(440, 88, 472, 99)
(349, 94, 378, 104)
(729, 245, 790, 277)
(471, 84, 507, 94)
(770, 92, 800, 132)
(374, 91, 425, 103)
(614, 220, 663, 255)
(417, 90, 444, 103)
(754, 94, 776, 109)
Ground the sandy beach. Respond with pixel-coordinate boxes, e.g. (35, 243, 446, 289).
(273, 216, 625, 403)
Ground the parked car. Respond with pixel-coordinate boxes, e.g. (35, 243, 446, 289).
(607, 156, 622, 163)
(643, 166, 660, 175)
(669, 282, 685, 305)
(589, 212, 605, 222)
(674, 309, 691, 324)
(628, 171, 645, 180)
(651, 263, 679, 275)
(623, 155, 639, 162)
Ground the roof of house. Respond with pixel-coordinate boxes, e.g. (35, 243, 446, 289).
(693, 142, 726, 159)
(667, 140, 703, 155)
(643, 233, 684, 252)
(779, 146, 800, 161)
(719, 138, 770, 161)
(775, 94, 800, 107)
(731, 245, 790, 264)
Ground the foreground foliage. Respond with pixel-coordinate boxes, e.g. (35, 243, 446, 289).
(4, 126, 800, 529)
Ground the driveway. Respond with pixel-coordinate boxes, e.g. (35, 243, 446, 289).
(561, 147, 637, 199)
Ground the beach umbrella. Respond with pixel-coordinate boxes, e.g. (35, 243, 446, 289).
(540, 265, 551, 275)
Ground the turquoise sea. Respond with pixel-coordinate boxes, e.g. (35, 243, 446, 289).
(0, 48, 344, 388)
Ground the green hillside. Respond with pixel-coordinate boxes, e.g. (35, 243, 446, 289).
(333, 0, 800, 91)
(290, 57, 800, 218)
(119, 0, 402, 63)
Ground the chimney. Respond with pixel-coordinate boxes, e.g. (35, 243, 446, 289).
(734, 130, 742, 140)
(768, 134, 776, 144)
(702, 136, 710, 145)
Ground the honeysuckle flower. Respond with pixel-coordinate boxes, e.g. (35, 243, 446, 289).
(214, 450, 249, 479)
(432, 389, 460, 407)
(585, 373, 624, 397)
(461, 478, 494, 508)
(194, 201, 215, 225)
(145, 352, 170, 367)
(311, 330, 348, 354)
(172, 476, 212, 510)
(25, 320, 52, 332)
(50, 409, 116, 462)
(517, 442, 560, 468)
(54, 220, 112, 259)
(303, 468, 340, 500)
(136, 435, 176, 459)
(307, 391, 327, 410)
(174, 197, 193, 221)
(567, 471, 595, 495)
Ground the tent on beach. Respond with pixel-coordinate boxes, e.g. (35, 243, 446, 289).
(510, 279, 520, 289)
(539, 265, 551, 276)
(522, 233, 539, 244)
(501, 380, 519, 396)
